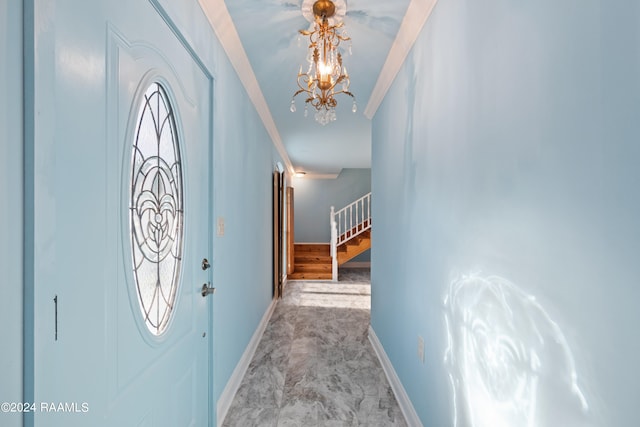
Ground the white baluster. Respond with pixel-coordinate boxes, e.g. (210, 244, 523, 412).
(333, 192, 372, 246)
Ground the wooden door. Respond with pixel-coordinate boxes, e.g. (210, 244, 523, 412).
(286, 186, 295, 276)
(272, 171, 284, 297)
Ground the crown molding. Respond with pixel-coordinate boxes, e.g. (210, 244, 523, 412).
(364, 0, 438, 120)
(198, 0, 296, 175)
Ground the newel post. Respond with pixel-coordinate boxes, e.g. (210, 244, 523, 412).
(330, 206, 338, 282)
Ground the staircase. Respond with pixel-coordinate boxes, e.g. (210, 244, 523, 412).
(289, 193, 371, 282)
(336, 220, 371, 265)
(330, 192, 371, 280)
(288, 243, 333, 280)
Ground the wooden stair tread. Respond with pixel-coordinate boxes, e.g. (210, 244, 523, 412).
(292, 243, 332, 280)
(294, 263, 332, 272)
(295, 257, 332, 265)
(288, 271, 332, 280)
(337, 231, 370, 250)
(336, 230, 371, 265)
(294, 243, 330, 252)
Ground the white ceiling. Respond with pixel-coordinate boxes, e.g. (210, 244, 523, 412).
(200, 0, 437, 176)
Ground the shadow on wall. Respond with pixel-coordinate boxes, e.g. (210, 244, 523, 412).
(443, 273, 593, 427)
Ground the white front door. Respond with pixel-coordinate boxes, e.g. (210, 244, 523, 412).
(28, 1, 213, 425)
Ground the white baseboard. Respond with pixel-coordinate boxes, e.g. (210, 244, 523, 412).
(368, 325, 423, 427)
(341, 261, 371, 268)
(217, 298, 277, 426)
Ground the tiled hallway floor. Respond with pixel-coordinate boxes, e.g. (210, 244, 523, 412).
(222, 269, 408, 427)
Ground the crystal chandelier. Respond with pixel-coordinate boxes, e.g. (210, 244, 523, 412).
(290, 0, 356, 125)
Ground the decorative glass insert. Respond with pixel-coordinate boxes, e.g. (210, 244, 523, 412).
(130, 82, 184, 336)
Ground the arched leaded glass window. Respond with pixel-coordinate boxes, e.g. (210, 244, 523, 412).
(130, 82, 184, 336)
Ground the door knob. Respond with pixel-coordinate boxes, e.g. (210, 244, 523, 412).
(201, 258, 211, 270)
(201, 282, 216, 297)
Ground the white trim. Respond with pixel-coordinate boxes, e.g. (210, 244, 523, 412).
(364, 0, 438, 119)
(294, 173, 340, 180)
(330, 207, 338, 282)
(197, 0, 295, 176)
(217, 298, 277, 426)
(341, 261, 370, 268)
(368, 325, 424, 427)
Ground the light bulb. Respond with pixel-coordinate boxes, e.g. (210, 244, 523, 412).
(318, 61, 331, 75)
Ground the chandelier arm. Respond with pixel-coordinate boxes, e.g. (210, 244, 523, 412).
(293, 88, 307, 98)
(335, 74, 348, 84)
(296, 74, 308, 88)
(295, 83, 309, 94)
(303, 76, 350, 99)
(330, 89, 354, 99)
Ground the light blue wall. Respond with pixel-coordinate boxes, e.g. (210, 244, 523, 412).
(371, 1, 639, 426)
(210, 68, 277, 402)
(0, 1, 23, 426)
(293, 168, 371, 243)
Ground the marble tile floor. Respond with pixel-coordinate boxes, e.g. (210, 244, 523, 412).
(222, 268, 408, 427)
